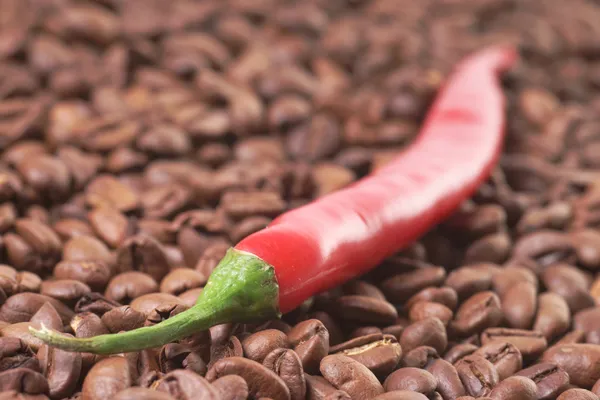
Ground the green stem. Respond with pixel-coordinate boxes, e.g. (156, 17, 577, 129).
(30, 248, 281, 355)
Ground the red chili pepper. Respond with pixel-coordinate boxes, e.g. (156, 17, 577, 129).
(31, 46, 517, 354)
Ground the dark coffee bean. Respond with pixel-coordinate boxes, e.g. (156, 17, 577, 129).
(502, 282, 537, 329)
(401, 317, 447, 354)
(533, 292, 571, 342)
(207, 356, 291, 400)
(263, 348, 306, 400)
(40, 279, 91, 305)
(0, 293, 73, 324)
(491, 267, 537, 299)
(557, 389, 599, 400)
(220, 191, 286, 220)
(488, 376, 537, 400)
(37, 344, 82, 399)
(288, 319, 330, 374)
(474, 341, 522, 381)
(516, 363, 571, 400)
(463, 232, 511, 264)
(402, 346, 439, 369)
(342, 280, 386, 300)
(159, 268, 206, 296)
(409, 301, 453, 326)
(88, 207, 131, 248)
(332, 334, 401, 378)
(144, 303, 188, 327)
(481, 328, 547, 362)
(0, 368, 49, 395)
(0, 323, 44, 351)
(406, 287, 459, 311)
(444, 344, 478, 364)
(426, 359, 466, 400)
(0, 337, 39, 372)
(86, 175, 140, 213)
(542, 263, 595, 313)
(54, 260, 112, 292)
(373, 392, 429, 400)
(209, 335, 243, 369)
(455, 354, 499, 397)
(513, 231, 576, 266)
(30, 303, 63, 332)
(383, 367, 437, 395)
(159, 343, 206, 376)
(101, 306, 145, 333)
(574, 307, 600, 344)
(129, 293, 183, 316)
(212, 375, 249, 400)
(178, 288, 203, 308)
(113, 388, 176, 400)
(451, 291, 503, 337)
(336, 295, 397, 325)
(381, 267, 446, 304)
(319, 354, 384, 399)
(105, 271, 158, 304)
(242, 329, 290, 363)
(62, 236, 114, 266)
(445, 266, 493, 301)
(75, 293, 120, 316)
(116, 234, 170, 282)
(156, 369, 219, 399)
(82, 357, 133, 400)
(349, 326, 381, 338)
(542, 344, 600, 388)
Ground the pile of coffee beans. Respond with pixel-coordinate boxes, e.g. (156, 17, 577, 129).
(3, 0, 600, 399)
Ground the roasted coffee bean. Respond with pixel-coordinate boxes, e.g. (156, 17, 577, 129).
(406, 287, 459, 311)
(40, 280, 91, 306)
(381, 267, 446, 304)
(86, 176, 140, 213)
(113, 388, 176, 400)
(75, 293, 120, 316)
(212, 375, 249, 400)
(331, 333, 401, 378)
(455, 354, 499, 397)
(451, 291, 503, 337)
(54, 261, 112, 292)
(373, 392, 429, 400)
(335, 295, 398, 325)
(101, 306, 146, 333)
(481, 328, 547, 362)
(82, 357, 133, 400)
(401, 317, 447, 354)
(426, 359, 466, 400)
(445, 266, 494, 301)
(319, 354, 384, 399)
(288, 319, 330, 374)
(542, 264, 595, 313)
(129, 293, 183, 316)
(242, 329, 290, 363)
(37, 344, 82, 399)
(533, 292, 571, 341)
(105, 272, 158, 304)
(491, 267, 537, 299)
(263, 348, 306, 400)
(159, 268, 206, 296)
(402, 346, 439, 369)
(383, 367, 437, 395)
(0, 337, 39, 372)
(0, 293, 73, 324)
(30, 303, 63, 333)
(409, 301, 453, 326)
(116, 235, 170, 282)
(0, 368, 49, 395)
(573, 307, 600, 344)
(542, 344, 600, 388)
(516, 363, 571, 400)
(159, 343, 206, 376)
(444, 344, 478, 365)
(208, 335, 243, 369)
(474, 341, 522, 381)
(62, 236, 113, 266)
(502, 282, 537, 329)
(488, 376, 537, 400)
(557, 389, 599, 400)
(207, 356, 291, 400)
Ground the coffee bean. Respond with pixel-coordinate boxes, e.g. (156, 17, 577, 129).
(263, 348, 306, 400)
(30, 303, 63, 332)
(542, 263, 595, 313)
(373, 392, 429, 400)
(426, 359, 467, 400)
(557, 389, 599, 400)
(288, 319, 330, 374)
(451, 291, 503, 337)
(474, 341, 522, 381)
(82, 357, 133, 400)
(159, 343, 206, 376)
(75, 293, 120, 316)
(207, 356, 291, 400)
(409, 301, 453, 326)
(144, 303, 188, 327)
(155, 370, 219, 399)
(406, 287, 459, 311)
(87, 207, 131, 248)
(542, 344, 600, 388)
(101, 306, 145, 333)
(208, 335, 243, 369)
(383, 367, 437, 395)
(402, 346, 439, 369)
(37, 344, 82, 399)
(444, 344, 478, 365)
(491, 267, 537, 299)
(105, 272, 158, 304)
(129, 293, 183, 316)
(481, 328, 548, 361)
(502, 282, 537, 329)
(159, 268, 206, 296)
(401, 317, 447, 354)
(0, 368, 49, 395)
(0, 337, 40, 372)
(445, 266, 494, 301)
(331, 333, 401, 378)
(54, 261, 112, 292)
(86, 175, 140, 213)
(381, 267, 446, 304)
(335, 295, 398, 326)
(516, 363, 571, 400)
(319, 354, 384, 399)
(455, 354, 499, 397)
(116, 234, 170, 282)
(0, 293, 73, 324)
(242, 329, 290, 363)
(533, 292, 571, 341)
(573, 307, 600, 344)
(62, 236, 114, 266)
(488, 376, 537, 400)
(113, 388, 176, 400)
(211, 375, 249, 400)
(342, 281, 386, 300)
(40, 279, 91, 306)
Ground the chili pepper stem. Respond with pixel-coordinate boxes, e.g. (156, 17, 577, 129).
(29, 248, 281, 354)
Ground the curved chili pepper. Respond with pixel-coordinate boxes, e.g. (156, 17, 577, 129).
(31, 45, 518, 354)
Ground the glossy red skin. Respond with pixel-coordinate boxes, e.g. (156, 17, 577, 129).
(236, 47, 518, 314)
